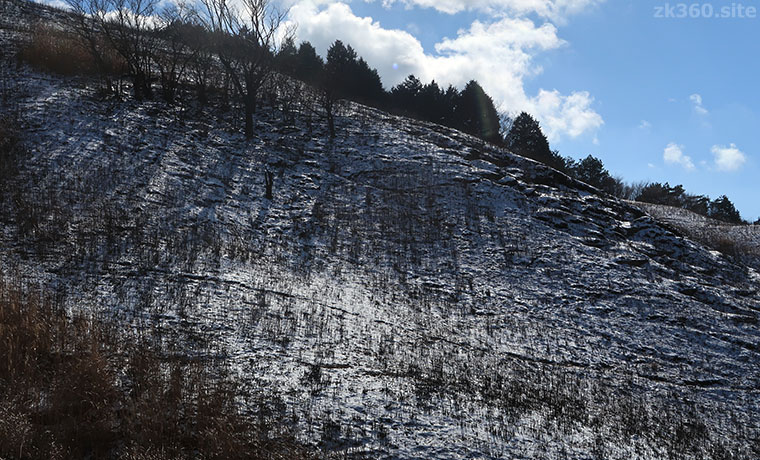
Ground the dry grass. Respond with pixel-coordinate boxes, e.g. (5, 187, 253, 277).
(17, 24, 125, 77)
(635, 202, 760, 267)
(0, 274, 319, 460)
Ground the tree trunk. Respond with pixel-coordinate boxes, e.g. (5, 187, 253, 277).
(133, 73, 152, 101)
(244, 100, 254, 139)
(323, 88, 336, 140)
(133, 74, 144, 101)
(197, 82, 207, 107)
(244, 93, 257, 140)
(327, 110, 335, 140)
(264, 170, 274, 200)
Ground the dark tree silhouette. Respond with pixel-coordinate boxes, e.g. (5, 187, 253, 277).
(294, 42, 324, 85)
(683, 194, 710, 216)
(351, 57, 385, 106)
(454, 80, 500, 144)
(570, 155, 617, 192)
(325, 40, 357, 96)
(709, 195, 743, 224)
(638, 182, 682, 207)
(320, 41, 351, 139)
(66, 0, 159, 100)
(391, 75, 423, 114)
(198, 0, 290, 139)
(181, 22, 215, 105)
(315, 41, 385, 107)
(275, 36, 299, 76)
(155, 5, 197, 103)
(506, 112, 554, 162)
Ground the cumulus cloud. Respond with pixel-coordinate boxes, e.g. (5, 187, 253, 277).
(375, 0, 604, 22)
(664, 143, 695, 171)
(712, 144, 747, 172)
(690, 93, 708, 115)
(285, 1, 603, 141)
(285, 2, 425, 85)
(529, 89, 603, 140)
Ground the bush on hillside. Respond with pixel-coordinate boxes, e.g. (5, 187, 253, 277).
(18, 24, 125, 77)
(0, 275, 320, 460)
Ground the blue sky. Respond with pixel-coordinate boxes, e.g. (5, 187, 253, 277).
(282, 0, 759, 221)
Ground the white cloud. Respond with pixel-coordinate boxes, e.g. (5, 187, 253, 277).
(712, 143, 747, 172)
(528, 89, 603, 140)
(376, 0, 604, 22)
(690, 93, 708, 115)
(286, 2, 426, 86)
(286, 1, 603, 141)
(664, 143, 695, 171)
(639, 120, 651, 129)
(37, 0, 69, 8)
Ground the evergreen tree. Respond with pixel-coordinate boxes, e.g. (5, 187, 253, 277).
(325, 40, 357, 98)
(294, 42, 323, 84)
(391, 75, 423, 114)
(417, 81, 446, 123)
(709, 195, 742, 224)
(274, 36, 299, 80)
(352, 57, 385, 106)
(639, 182, 678, 206)
(454, 80, 500, 144)
(322, 40, 386, 106)
(440, 85, 460, 127)
(683, 194, 710, 216)
(506, 112, 554, 164)
(571, 155, 616, 192)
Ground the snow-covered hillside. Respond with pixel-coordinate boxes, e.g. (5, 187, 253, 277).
(1, 5, 760, 458)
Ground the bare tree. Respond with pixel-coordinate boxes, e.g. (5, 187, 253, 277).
(64, 0, 121, 94)
(320, 82, 337, 140)
(155, 3, 196, 103)
(197, 0, 292, 139)
(181, 20, 215, 106)
(66, 0, 159, 100)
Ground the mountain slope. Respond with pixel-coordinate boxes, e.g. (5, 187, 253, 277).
(1, 14, 760, 459)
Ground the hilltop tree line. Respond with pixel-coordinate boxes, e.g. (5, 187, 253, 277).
(28, 0, 751, 223)
(273, 39, 503, 143)
(270, 40, 751, 224)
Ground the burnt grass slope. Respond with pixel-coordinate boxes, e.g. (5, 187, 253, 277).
(2, 4, 760, 459)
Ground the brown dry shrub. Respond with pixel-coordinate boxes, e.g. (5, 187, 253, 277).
(18, 24, 125, 77)
(0, 275, 319, 459)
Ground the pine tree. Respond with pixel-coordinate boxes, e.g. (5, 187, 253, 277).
(506, 112, 553, 164)
(571, 155, 616, 192)
(294, 42, 323, 84)
(352, 57, 385, 106)
(709, 195, 742, 224)
(391, 75, 423, 114)
(275, 36, 298, 75)
(454, 80, 500, 144)
(325, 40, 358, 99)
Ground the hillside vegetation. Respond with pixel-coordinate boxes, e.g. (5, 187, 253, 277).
(1, 1, 760, 459)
